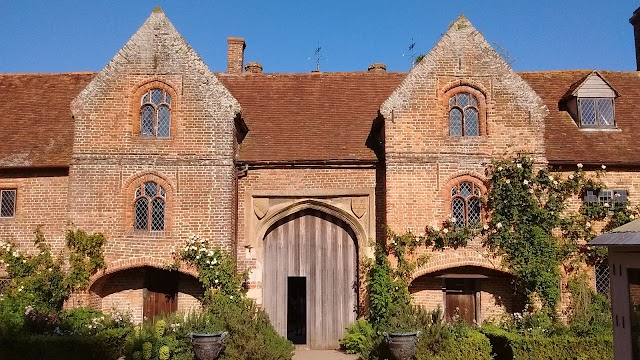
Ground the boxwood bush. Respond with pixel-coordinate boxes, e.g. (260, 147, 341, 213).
(481, 324, 613, 360)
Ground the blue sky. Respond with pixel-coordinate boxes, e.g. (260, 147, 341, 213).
(1, 1, 638, 73)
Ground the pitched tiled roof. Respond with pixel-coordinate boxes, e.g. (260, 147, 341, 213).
(218, 72, 405, 163)
(0, 73, 94, 168)
(2, 70, 640, 168)
(520, 71, 640, 165)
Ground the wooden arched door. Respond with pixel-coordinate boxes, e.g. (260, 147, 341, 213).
(263, 209, 358, 349)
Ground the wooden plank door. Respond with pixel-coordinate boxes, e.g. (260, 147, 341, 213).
(263, 209, 358, 349)
(445, 279, 476, 325)
(143, 268, 178, 322)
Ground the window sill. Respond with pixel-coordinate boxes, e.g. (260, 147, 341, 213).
(127, 229, 171, 237)
(578, 127, 621, 132)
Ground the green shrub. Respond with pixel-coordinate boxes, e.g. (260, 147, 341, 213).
(0, 333, 126, 360)
(481, 324, 613, 360)
(418, 329, 492, 360)
(206, 296, 294, 360)
(340, 319, 378, 358)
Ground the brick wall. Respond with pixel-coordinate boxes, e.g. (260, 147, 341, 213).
(380, 17, 548, 318)
(0, 169, 69, 260)
(64, 9, 240, 313)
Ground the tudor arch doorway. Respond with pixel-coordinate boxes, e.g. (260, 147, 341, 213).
(263, 209, 358, 350)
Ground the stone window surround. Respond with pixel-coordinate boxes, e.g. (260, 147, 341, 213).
(442, 84, 488, 138)
(131, 80, 179, 140)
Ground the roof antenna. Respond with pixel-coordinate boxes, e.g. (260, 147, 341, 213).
(408, 38, 416, 68)
(314, 43, 322, 72)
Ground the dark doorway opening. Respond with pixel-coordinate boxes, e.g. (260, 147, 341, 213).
(287, 276, 307, 344)
(143, 268, 178, 323)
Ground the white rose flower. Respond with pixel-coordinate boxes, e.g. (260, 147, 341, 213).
(601, 164, 606, 170)
(568, 174, 574, 180)
(496, 223, 503, 229)
(497, 166, 503, 171)
(442, 229, 449, 234)
(523, 180, 529, 185)
(516, 163, 522, 168)
(577, 163, 583, 169)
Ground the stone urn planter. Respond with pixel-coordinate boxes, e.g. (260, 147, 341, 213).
(190, 332, 228, 360)
(383, 331, 421, 360)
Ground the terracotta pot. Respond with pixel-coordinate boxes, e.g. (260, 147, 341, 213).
(190, 332, 228, 360)
(383, 331, 421, 360)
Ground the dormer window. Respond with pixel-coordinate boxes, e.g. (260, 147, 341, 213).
(578, 98, 615, 128)
(561, 71, 619, 130)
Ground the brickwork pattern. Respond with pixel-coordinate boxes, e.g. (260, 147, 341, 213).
(64, 9, 240, 314)
(0, 171, 69, 259)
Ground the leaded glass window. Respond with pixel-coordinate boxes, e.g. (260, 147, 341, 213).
(0, 190, 16, 218)
(451, 182, 482, 227)
(578, 97, 615, 128)
(595, 260, 610, 296)
(140, 88, 171, 137)
(449, 92, 479, 137)
(134, 181, 166, 231)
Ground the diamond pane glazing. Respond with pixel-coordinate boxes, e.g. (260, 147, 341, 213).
(595, 261, 610, 296)
(468, 197, 481, 226)
(450, 109, 463, 136)
(165, 94, 171, 104)
(580, 99, 596, 125)
(451, 186, 458, 197)
(471, 95, 477, 107)
(457, 93, 469, 108)
(157, 105, 171, 137)
(597, 98, 614, 126)
(142, 93, 149, 104)
(144, 182, 158, 197)
(151, 89, 163, 105)
(465, 108, 479, 136)
(159, 187, 166, 198)
(0, 190, 15, 217)
(141, 106, 155, 136)
(151, 199, 165, 231)
(135, 188, 141, 198)
(449, 96, 455, 108)
(134, 198, 149, 230)
(452, 198, 466, 227)
(460, 182, 472, 198)
(474, 187, 481, 197)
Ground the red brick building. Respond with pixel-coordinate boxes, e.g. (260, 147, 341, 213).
(1, 7, 640, 349)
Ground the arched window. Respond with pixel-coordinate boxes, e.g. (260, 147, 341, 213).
(140, 89, 171, 137)
(449, 92, 479, 137)
(451, 181, 482, 227)
(134, 181, 166, 231)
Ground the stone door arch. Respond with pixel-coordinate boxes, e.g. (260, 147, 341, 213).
(263, 208, 358, 350)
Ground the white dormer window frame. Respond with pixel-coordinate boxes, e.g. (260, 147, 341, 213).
(561, 71, 620, 130)
(577, 97, 615, 128)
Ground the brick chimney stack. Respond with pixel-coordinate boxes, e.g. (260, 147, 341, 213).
(630, 8, 640, 71)
(227, 37, 246, 74)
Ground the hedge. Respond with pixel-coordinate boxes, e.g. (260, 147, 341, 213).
(416, 329, 492, 360)
(481, 325, 613, 360)
(0, 332, 127, 360)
